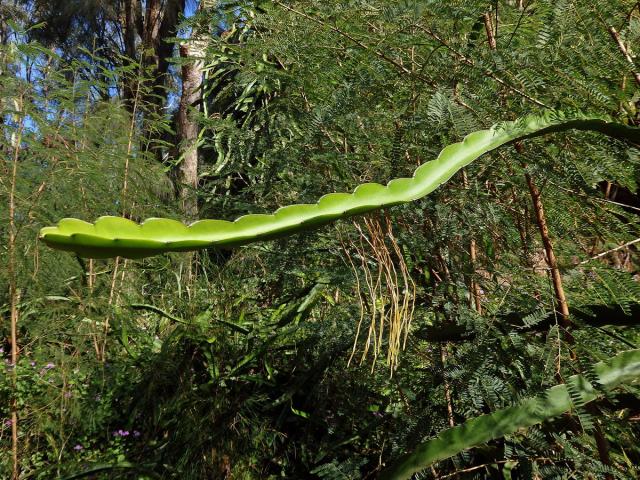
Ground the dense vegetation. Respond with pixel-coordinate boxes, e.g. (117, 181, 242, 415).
(2, 1, 640, 478)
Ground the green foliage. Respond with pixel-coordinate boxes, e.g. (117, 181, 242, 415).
(4, 1, 640, 479)
(380, 348, 640, 479)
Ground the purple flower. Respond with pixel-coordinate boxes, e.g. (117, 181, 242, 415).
(4, 419, 12, 427)
(0, 347, 4, 353)
(30, 361, 36, 367)
(44, 362, 55, 369)
(74, 444, 83, 451)
(133, 430, 141, 438)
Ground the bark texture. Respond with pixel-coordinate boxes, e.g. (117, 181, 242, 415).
(176, 43, 204, 218)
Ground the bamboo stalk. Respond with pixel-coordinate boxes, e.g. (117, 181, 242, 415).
(8, 102, 24, 480)
(483, 13, 497, 50)
(462, 170, 483, 314)
(440, 345, 455, 428)
(524, 173, 572, 331)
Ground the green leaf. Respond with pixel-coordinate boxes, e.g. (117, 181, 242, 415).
(129, 303, 187, 324)
(291, 403, 311, 419)
(379, 349, 640, 480)
(39, 111, 640, 258)
(58, 461, 161, 479)
(215, 318, 251, 335)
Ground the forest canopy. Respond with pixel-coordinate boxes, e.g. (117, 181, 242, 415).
(2, 1, 640, 479)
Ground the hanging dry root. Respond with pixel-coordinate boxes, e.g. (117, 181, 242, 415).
(340, 213, 415, 374)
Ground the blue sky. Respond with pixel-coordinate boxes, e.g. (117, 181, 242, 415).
(185, 1, 199, 18)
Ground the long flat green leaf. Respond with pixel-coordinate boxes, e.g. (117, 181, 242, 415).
(380, 349, 640, 480)
(58, 461, 162, 480)
(39, 111, 640, 258)
(129, 303, 187, 324)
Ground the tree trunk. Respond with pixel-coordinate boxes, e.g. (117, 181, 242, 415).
(121, 0, 183, 156)
(141, 0, 163, 75)
(123, 0, 137, 60)
(141, 0, 183, 110)
(122, 0, 139, 108)
(176, 43, 204, 219)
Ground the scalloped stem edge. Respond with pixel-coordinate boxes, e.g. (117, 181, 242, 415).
(39, 112, 640, 258)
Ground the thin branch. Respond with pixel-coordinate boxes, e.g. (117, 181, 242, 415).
(272, 0, 436, 87)
(506, 3, 530, 49)
(579, 237, 640, 265)
(8, 98, 25, 480)
(525, 172, 572, 333)
(608, 26, 640, 86)
(415, 24, 548, 107)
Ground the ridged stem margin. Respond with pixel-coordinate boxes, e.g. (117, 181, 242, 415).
(39, 112, 640, 259)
